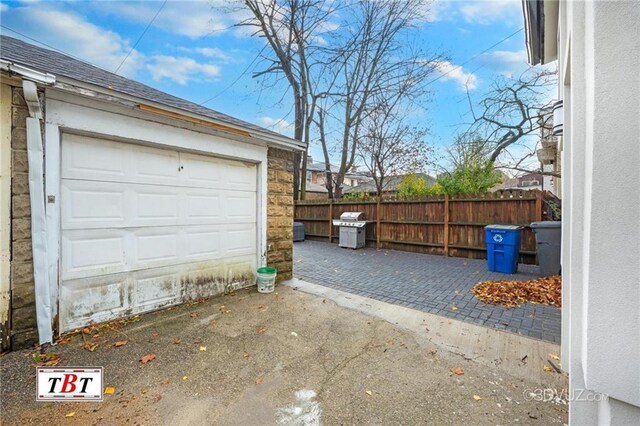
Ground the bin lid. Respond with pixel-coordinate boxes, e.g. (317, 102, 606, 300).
(530, 221, 561, 228)
(484, 225, 522, 230)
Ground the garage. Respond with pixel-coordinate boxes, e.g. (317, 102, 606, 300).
(2, 35, 302, 349)
(59, 134, 258, 332)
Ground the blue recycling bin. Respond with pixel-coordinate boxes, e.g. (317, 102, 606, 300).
(484, 225, 523, 274)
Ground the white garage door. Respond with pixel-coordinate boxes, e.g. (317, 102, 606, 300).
(59, 134, 258, 332)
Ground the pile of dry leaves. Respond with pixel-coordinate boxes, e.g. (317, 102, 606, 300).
(471, 276, 561, 308)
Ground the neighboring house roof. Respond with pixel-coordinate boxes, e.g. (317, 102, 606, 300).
(344, 173, 436, 194)
(307, 160, 371, 180)
(0, 35, 303, 150)
(306, 182, 329, 193)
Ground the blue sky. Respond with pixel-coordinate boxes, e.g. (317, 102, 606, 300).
(0, 0, 540, 167)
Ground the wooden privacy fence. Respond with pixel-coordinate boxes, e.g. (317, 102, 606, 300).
(294, 190, 558, 265)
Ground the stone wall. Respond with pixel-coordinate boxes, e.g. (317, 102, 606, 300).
(9, 86, 37, 349)
(266, 147, 295, 282)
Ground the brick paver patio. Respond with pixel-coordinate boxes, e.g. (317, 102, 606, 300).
(293, 241, 561, 343)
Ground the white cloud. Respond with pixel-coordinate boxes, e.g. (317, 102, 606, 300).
(257, 116, 294, 133)
(434, 60, 478, 90)
(459, 0, 522, 25)
(147, 55, 221, 85)
(94, 1, 239, 39)
(0, 3, 8, 12)
(477, 49, 529, 77)
(427, 0, 522, 25)
(177, 46, 234, 63)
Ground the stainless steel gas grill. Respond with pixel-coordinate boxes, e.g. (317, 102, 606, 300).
(332, 212, 368, 249)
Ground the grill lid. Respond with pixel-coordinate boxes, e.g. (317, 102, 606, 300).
(339, 211, 365, 221)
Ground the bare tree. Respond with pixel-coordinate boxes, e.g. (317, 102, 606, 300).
(316, 0, 440, 198)
(236, 0, 441, 199)
(357, 102, 431, 197)
(466, 68, 558, 176)
(239, 0, 338, 199)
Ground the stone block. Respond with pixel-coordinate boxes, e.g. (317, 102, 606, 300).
(11, 128, 27, 150)
(11, 194, 31, 218)
(11, 281, 35, 309)
(12, 149, 28, 173)
(12, 304, 37, 331)
(12, 239, 33, 262)
(11, 260, 34, 287)
(12, 218, 31, 241)
(12, 88, 26, 107)
(11, 217, 31, 241)
(11, 172, 29, 195)
(11, 328, 38, 350)
(11, 106, 29, 128)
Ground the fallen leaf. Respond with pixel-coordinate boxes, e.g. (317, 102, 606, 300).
(174, 339, 182, 345)
(140, 354, 156, 364)
(243, 352, 250, 358)
(114, 340, 128, 347)
(450, 367, 464, 376)
(471, 276, 561, 308)
(190, 313, 198, 318)
(549, 353, 560, 361)
(199, 346, 207, 352)
(161, 379, 170, 385)
(66, 412, 76, 418)
(451, 306, 458, 311)
(257, 327, 266, 334)
(151, 332, 159, 337)
(543, 365, 553, 372)
(365, 390, 372, 396)
(83, 342, 100, 352)
(290, 332, 298, 337)
(193, 338, 202, 344)
(473, 395, 482, 401)
(322, 299, 327, 303)
(182, 376, 188, 381)
(104, 387, 115, 395)
(255, 377, 263, 385)
(225, 310, 231, 314)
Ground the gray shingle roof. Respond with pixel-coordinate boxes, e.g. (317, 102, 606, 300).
(344, 173, 436, 193)
(0, 35, 298, 144)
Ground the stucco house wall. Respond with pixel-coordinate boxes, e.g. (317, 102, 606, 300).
(556, 1, 640, 423)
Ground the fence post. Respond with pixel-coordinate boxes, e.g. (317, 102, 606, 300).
(535, 191, 543, 222)
(328, 199, 334, 243)
(443, 194, 450, 257)
(376, 196, 381, 249)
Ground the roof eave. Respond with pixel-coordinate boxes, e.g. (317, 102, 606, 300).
(522, 0, 559, 65)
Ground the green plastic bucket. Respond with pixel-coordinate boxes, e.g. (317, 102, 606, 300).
(256, 267, 277, 293)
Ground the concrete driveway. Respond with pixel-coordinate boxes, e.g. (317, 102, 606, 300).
(294, 241, 561, 343)
(1, 285, 567, 425)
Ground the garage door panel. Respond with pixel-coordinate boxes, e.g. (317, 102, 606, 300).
(184, 227, 221, 259)
(185, 189, 221, 223)
(62, 229, 127, 279)
(225, 193, 257, 223)
(133, 272, 179, 311)
(133, 187, 180, 226)
(225, 225, 257, 256)
(180, 153, 222, 188)
(224, 161, 257, 191)
(133, 230, 179, 264)
(62, 134, 127, 181)
(61, 180, 127, 229)
(60, 274, 129, 331)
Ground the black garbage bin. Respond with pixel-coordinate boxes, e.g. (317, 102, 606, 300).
(531, 221, 561, 276)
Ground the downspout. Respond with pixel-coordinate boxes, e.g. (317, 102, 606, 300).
(23, 80, 53, 345)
